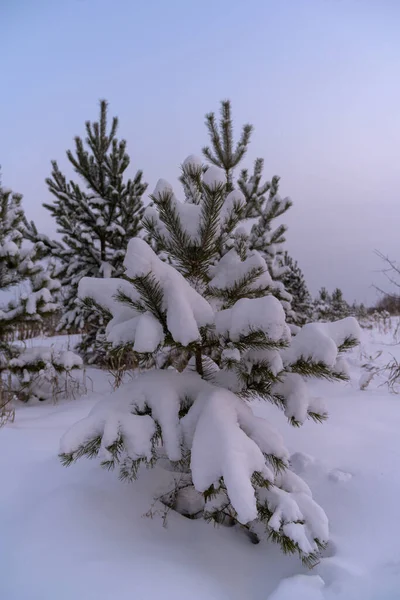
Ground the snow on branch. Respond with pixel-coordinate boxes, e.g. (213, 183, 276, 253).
(282, 317, 361, 369)
(215, 296, 289, 343)
(60, 369, 328, 558)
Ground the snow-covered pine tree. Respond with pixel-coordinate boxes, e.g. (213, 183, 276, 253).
(0, 179, 80, 412)
(313, 287, 331, 321)
(60, 108, 360, 565)
(280, 252, 313, 326)
(36, 100, 147, 363)
(0, 182, 59, 335)
(313, 288, 350, 322)
(352, 302, 368, 322)
(330, 288, 350, 321)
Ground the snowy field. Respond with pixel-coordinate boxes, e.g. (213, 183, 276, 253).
(1, 326, 400, 600)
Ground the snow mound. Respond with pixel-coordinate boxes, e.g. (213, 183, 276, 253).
(329, 469, 352, 483)
(290, 452, 316, 474)
(268, 575, 325, 600)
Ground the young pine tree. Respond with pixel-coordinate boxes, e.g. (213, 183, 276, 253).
(280, 252, 313, 326)
(35, 100, 147, 363)
(0, 179, 70, 414)
(60, 103, 360, 566)
(351, 301, 368, 322)
(313, 287, 331, 321)
(0, 183, 59, 335)
(330, 288, 350, 321)
(313, 288, 350, 322)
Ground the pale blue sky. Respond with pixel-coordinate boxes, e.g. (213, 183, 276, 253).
(2, 0, 400, 303)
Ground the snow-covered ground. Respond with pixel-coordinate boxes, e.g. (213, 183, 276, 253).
(1, 325, 400, 600)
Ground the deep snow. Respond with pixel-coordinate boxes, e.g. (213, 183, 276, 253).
(1, 326, 400, 599)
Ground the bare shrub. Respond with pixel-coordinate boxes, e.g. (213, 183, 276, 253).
(0, 374, 15, 428)
(107, 347, 138, 390)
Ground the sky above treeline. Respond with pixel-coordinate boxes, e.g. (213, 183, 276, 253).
(2, 0, 400, 304)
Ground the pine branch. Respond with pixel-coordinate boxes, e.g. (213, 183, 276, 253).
(289, 358, 349, 381)
(149, 190, 201, 278)
(202, 100, 253, 189)
(197, 182, 226, 272)
(207, 266, 269, 308)
(129, 273, 167, 328)
(59, 435, 102, 466)
(337, 336, 359, 353)
(227, 329, 288, 354)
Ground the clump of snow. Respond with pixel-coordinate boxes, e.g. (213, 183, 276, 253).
(282, 522, 315, 554)
(268, 575, 325, 600)
(123, 239, 214, 346)
(320, 317, 361, 346)
(57, 350, 83, 370)
(132, 312, 165, 352)
(149, 186, 203, 242)
(215, 296, 289, 342)
(260, 484, 329, 551)
(220, 189, 246, 222)
(106, 311, 165, 351)
(61, 414, 107, 455)
(221, 347, 241, 362)
(203, 165, 226, 188)
(282, 317, 361, 368)
(101, 413, 156, 463)
(182, 155, 203, 170)
(79, 239, 215, 349)
(100, 261, 113, 278)
(244, 348, 283, 375)
(282, 324, 338, 368)
(189, 387, 275, 524)
(276, 469, 312, 496)
(209, 249, 272, 291)
(0, 240, 19, 256)
(273, 373, 319, 424)
(78, 277, 138, 317)
(153, 178, 173, 197)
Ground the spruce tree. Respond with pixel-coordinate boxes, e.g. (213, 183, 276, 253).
(35, 100, 147, 363)
(59, 102, 360, 565)
(281, 252, 313, 326)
